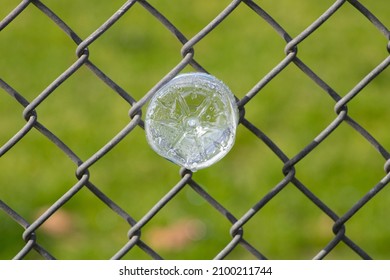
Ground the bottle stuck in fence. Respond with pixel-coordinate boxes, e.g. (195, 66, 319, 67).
(145, 73, 239, 171)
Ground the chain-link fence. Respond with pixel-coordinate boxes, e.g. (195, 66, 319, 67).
(1, 0, 389, 260)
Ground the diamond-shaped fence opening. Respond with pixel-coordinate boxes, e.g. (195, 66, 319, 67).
(0, 0, 389, 260)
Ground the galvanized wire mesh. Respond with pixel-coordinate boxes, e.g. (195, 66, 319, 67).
(0, 0, 389, 260)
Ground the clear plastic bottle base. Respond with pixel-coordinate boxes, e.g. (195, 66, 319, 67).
(145, 73, 238, 171)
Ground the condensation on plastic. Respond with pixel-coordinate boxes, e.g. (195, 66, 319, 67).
(145, 73, 239, 171)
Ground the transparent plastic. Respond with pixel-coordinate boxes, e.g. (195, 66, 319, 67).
(145, 73, 239, 171)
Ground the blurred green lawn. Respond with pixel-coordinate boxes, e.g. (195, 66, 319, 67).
(1, 0, 390, 259)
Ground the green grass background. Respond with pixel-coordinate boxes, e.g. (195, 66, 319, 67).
(0, 0, 390, 259)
